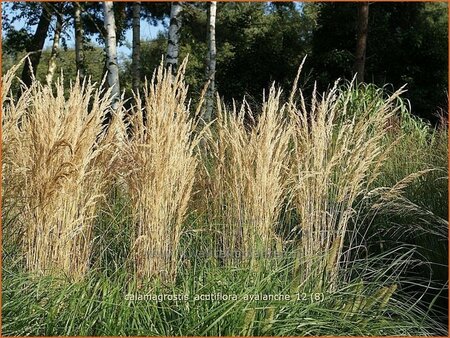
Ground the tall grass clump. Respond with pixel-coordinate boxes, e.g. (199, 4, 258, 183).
(2, 68, 115, 280)
(288, 79, 406, 291)
(121, 60, 201, 282)
(205, 85, 292, 266)
(2, 58, 447, 336)
(2, 63, 28, 252)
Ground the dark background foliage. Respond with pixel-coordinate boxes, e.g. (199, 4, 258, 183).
(2, 2, 448, 120)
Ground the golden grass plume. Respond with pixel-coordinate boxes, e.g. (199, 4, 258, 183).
(121, 59, 201, 282)
(2, 69, 115, 280)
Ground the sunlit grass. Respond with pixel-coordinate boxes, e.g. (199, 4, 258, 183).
(1, 60, 447, 335)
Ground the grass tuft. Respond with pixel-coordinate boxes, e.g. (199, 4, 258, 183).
(121, 59, 201, 282)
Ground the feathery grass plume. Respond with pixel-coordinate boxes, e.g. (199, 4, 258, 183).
(262, 307, 276, 334)
(241, 307, 256, 335)
(122, 59, 201, 282)
(288, 78, 406, 291)
(2, 60, 33, 252)
(2, 72, 114, 280)
(206, 85, 292, 266)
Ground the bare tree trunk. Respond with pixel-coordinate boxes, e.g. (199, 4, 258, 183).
(353, 2, 369, 83)
(132, 1, 141, 93)
(20, 3, 52, 88)
(103, 1, 120, 109)
(204, 1, 217, 122)
(166, 2, 182, 72)
(46, 12, 63, 85)
(74, 2, 85, 79)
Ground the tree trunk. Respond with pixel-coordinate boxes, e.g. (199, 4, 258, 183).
(132, 2, 141, 93)
(204, 1, 217, 122)
(353, 2, 369, 83)
(74, 2, 85, 79)
(20, 4, 52, 88)
(46, 12, 63, 85)
(103, 1, 120, 109)
(166, 2, 182, 72)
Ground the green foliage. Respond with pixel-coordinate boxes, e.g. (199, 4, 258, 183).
(1, 44, 105, 95)
(2, 247, 446, 336)
(312, 2, 448, 122)
(333, 83, 449, 322)
(120, 2, 315, 104)
(2, 2, 447, 122)
(214, 2, 313, 101)
(2, 29, 33, 56)
(38, 44, 106, 85)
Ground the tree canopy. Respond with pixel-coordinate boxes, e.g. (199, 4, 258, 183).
(2, 1, 447, 122)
